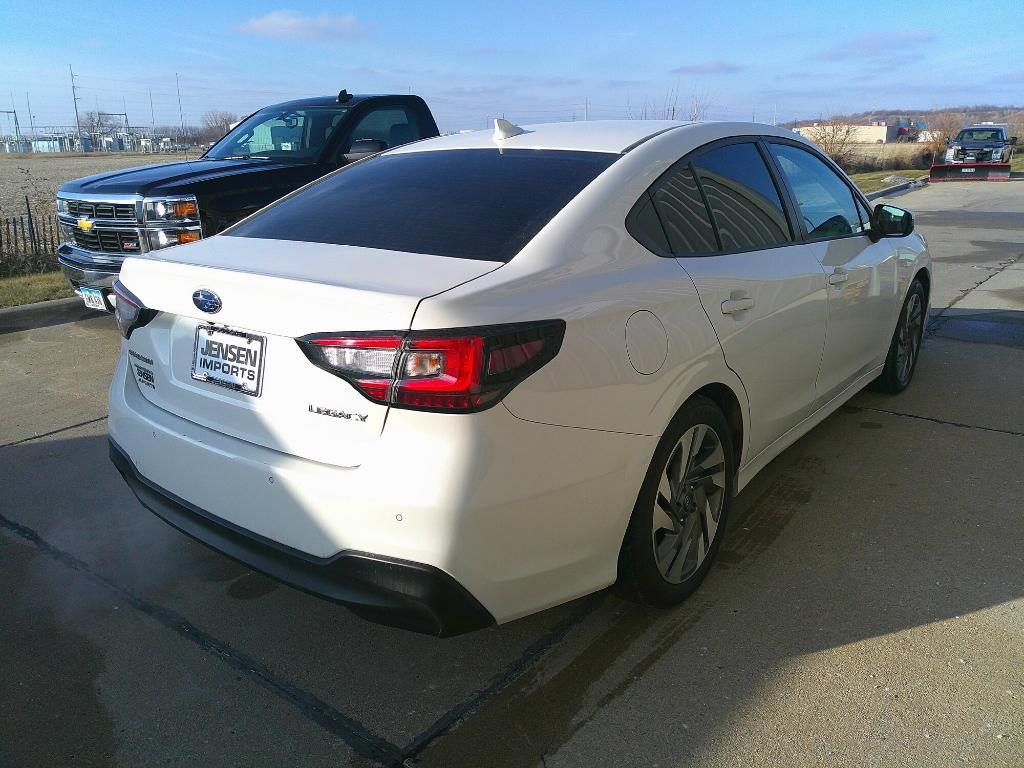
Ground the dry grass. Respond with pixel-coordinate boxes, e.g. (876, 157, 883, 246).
(0, 270, 74, 308)
(0, 151, 189, 219)
(848, 170, 928, 194)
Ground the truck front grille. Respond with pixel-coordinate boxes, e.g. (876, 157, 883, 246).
(66, 200, 137, 222)
(71, 228, 141, 253)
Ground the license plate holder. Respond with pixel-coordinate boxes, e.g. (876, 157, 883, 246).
(191, 325, 265, 397)
(80, 287, 106, 310)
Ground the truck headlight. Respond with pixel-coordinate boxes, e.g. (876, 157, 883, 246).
(143, 196, 199, 223)
(991, 148, 1002, 161)
(944, 146, 956, 162)
(56, 198, 69, 214)
(146, 229, 201, 250)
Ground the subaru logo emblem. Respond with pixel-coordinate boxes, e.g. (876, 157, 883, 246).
(192, 289, 222, 314)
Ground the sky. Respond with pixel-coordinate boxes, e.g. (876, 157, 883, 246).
(0, 0, 1021, 134)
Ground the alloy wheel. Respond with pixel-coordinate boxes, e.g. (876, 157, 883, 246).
(651, 424, 727, 585)
(896, 292, 924, 385)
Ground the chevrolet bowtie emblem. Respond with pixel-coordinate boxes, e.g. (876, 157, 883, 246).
(77, 217, 93, 231)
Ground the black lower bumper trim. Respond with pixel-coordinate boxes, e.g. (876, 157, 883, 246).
(109, 438, 495, 636)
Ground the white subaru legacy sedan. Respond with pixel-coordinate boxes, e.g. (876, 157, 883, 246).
(109, 120, 930, 635)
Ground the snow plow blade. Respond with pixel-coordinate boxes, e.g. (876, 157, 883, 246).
(929, 162, 1011, 182)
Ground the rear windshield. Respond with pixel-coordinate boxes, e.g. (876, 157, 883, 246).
(228, 148, 618, 262)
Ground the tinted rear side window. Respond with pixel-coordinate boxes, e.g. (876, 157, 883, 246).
(651, 165, 718, 255)
(229, 149, 617, 262)
(691, 143, 792, 251)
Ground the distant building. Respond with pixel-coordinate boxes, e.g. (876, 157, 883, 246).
(795, 123, 898, 144)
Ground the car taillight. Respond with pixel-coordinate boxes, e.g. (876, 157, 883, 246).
(111, 279, 156, 339)
(298, 320, 566, 413)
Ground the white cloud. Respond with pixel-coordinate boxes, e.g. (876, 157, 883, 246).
(238, 10, 366, 41)
(816, 31, 935, 61)
(669, 61, 742, 76)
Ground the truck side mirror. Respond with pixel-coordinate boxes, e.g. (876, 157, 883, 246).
(1011, 136, 1018, 145)
(342, 138, 387, 163)
(870, 204, 914, 241)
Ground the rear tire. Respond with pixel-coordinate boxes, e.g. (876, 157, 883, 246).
(617, 396, 734, 607)
(874, 279, 926, 394)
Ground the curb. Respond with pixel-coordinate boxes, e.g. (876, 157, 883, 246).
(0, 297, 97, 335)
(866, 178, 928, 201)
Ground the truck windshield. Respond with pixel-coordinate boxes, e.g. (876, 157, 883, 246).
(955, 129, 1003, 143)
(204, 107, 350, 161)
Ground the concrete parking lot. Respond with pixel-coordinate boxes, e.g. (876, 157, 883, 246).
(1, 182, 1022, 768)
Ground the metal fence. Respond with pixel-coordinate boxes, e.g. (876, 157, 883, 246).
(0, 199, 61, 277)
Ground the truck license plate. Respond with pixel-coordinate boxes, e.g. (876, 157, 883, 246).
(79, 287, 106, 310)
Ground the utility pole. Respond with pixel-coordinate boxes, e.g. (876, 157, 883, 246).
(26, 93, 36, 140)
(8, 94, 21, 139)
(69, 65, 83, 150)
(175, 72, 185, 140)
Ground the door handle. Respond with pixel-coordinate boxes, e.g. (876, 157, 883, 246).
(828, 269, 850, 286)
(721, 297, 755, 315)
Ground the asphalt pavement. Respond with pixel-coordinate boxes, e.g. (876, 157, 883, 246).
(1, 182, 1022, 767)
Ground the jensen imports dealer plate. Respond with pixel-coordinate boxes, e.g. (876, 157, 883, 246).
(191, 325, 265, 397)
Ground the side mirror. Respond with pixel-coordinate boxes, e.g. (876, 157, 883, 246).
(870, 204, 914, 241)
(342, 138, 387, 163)
(1011, 136, 1018, 145)
(944, 137, 950, 146)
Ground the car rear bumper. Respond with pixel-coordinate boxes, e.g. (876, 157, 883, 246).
(109, 437, 495, 636)
(108, 349, 653, 627)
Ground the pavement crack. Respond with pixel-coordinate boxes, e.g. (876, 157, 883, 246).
(927, 253, 1021, 338)
(400, 595, 601, 763)
(862, 407, 1024, 438)
(0, 416, 108, 450)
(0, 511, 404, 766)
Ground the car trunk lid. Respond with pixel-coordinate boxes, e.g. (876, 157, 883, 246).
(118, 236, 501, 467)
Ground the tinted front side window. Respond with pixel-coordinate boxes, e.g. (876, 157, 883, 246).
(229, 149, 617, 262)
(691, 143, 792, 251)
(770, 143, 864, 239)
(651, 165, 717, 255)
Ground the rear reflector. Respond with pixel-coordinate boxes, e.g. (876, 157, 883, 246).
(298, 321, 565, 413)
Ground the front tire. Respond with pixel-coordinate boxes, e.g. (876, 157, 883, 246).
(874, 279, 926, 394)
(617, 396, 734, 607)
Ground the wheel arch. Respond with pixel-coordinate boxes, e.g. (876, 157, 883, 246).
(913, 266, 931, 306)
(689, 382, 745, 480)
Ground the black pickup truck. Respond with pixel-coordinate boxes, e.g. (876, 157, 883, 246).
(56, 91, 439, 311)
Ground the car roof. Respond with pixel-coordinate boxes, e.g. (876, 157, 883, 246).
(260, 94, 407, 111)
(389, 120, 695, 155)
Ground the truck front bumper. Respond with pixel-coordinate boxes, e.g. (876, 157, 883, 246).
(57, 244, 123, 311)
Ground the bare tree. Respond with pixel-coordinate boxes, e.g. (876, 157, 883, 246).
(804, 116, 858, 169)
(924, 110, 965, 161)
(80, 110, 115, 134)
(686, 91, 712, 122)
(200, 110, 238, 143)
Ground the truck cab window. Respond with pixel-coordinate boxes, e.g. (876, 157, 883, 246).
(205, 107, 351, 161)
